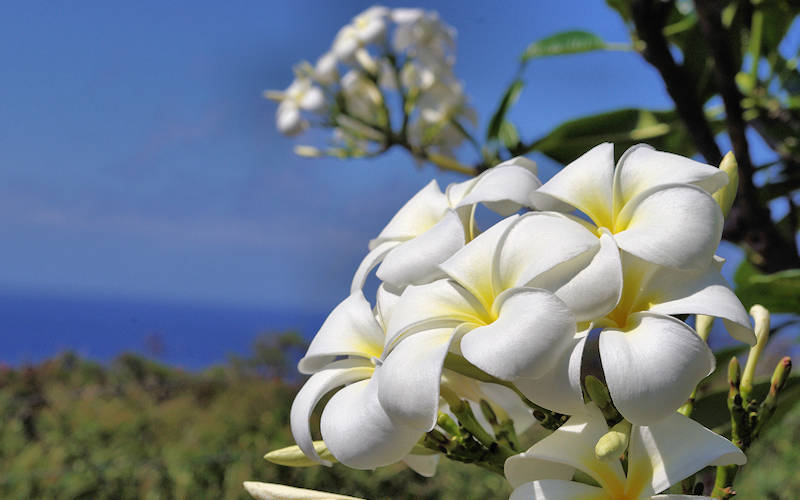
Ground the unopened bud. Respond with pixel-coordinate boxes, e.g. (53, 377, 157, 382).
(594, 420, 631, 460)
(742, 305, 771, 401)
(728, 357, 741, 387)
(695, 315, 714, 342)
(293, 145, 323, 158)
(713, 152, 739, 217)
(264, 442, 335, 467)
(354, 48, 378, 75)
(770, 357, 793, 394)
(243, 481, 363, 500)
(262, 90, 285, 101)
(584, 375, 616, 421)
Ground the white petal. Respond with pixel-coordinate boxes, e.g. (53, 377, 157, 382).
(642, 258, 755, 345)
(276, 103, 306, 136)
(600, 312, 715, 424)
(614, 184, 723, 270)
(371, 180, 449, 245)
(402, 453, 440, 477)
(628, 411, 746, 497)
(526, 231, 622, 321)
(376, 210, 466, 288)
(456, 164, 541, 216)
(350, 241, 398, 293)
(375, 283, 402, 330)
(461, 288, 576, 380)
(243, 482, 364, 500)
(495, 212, 600, 291)
(505, 405, 624, 489)
(385, 279, 488, 348)
(290, 362, 374, 465)
(514, 336, 586, 415)
(535, 143, 615, 228)
(299, 86, 325, 112)
(510, 480, 606, 500)
(377, 328, 456, 431)
(298, 292, 384, 374)
(321, 377, 421, 469)
(440, 215, 519, 309)
(613, 144, 729, 212)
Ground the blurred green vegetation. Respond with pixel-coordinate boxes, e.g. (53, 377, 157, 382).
(0, 332, 794, 499)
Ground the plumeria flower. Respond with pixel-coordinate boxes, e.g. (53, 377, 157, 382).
(290, 290, 426, 470)
(351, 157, 541, 292)
(382, 203, 753, 424)
(516, 250, 755, 424)
(391, 8, 456, 68)
(533, 143, 728, 270)
(264, 77, 326, 136)
(504, 405, 745, 500)
(314, 51, 339, 85)
(332, 6, 390, 61)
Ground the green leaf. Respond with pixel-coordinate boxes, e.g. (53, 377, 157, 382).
(529, 108, 711, 164)
(734, 259, 800, 314)
(498, 120, 520, 151)
(521, 30, 628, 62)
(486, 79, 524, 142)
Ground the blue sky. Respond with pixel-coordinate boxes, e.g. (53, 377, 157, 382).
(1, 1, 684, 314)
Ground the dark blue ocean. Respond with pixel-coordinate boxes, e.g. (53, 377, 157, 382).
(0, 289, 327, 369)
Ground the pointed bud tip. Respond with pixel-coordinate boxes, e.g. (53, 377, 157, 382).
(770, 356, 793, 391)
(714, 151, 739, 217)
(728, 357, 741, 385)
(264, 442, 333, 467)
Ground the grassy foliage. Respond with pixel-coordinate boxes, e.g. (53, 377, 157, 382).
(0, 346, 795, 499)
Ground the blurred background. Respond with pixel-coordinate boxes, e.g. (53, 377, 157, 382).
(0, 1, 798, 498)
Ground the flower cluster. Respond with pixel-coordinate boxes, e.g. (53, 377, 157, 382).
(252, 143, 761, 499)
(265, 6, 475, 161)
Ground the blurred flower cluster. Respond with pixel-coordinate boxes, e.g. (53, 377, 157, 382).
(264, 6, 476, 165)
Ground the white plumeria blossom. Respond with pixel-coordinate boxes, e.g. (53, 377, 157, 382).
(391, 8, 456, 69)
(266, 77, 326, 136)
(505, 405, 745, 500)
(332, 6, 390, 61)
(351, 157, 541, 292)
(290, 290, 424, 470)
(533, 143, 728, 271)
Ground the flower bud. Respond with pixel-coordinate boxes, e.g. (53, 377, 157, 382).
(594, 420, 631, 461)
(264, 442, 335, 467)
(293, 145, 323, 158)
(243, 482, 363, 500)
(713, 151, 739, 217)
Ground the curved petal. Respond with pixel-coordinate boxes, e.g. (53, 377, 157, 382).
(377, 327, 457, 431)
(506, 405, 625, 491)
(514, 336, 586, 415)
(510, 480, 606, 500)
(243, 482, 364, 500)
(385, 279, 489, 348)
(376, 210, 465, 288)
(495, 212, 600, 291)
(614, 184, 723, 270)
(642, 259, 755, 345)
(600, 312, 715, 424)
(351, 241, 399, 293)
(526, 231, 622, 321)
(535, 143, 615, 228)
(461, 288, 576, 380)
(372, 180, 449, 245)
(320, 377, 421, 469)
(290, 361, 374, 465)
(299, 86, 325, 112)
(456, 163, 542, 216)
(298, 292, 384, 374)
(440, 215, 520, 308)
(402, 453, 440, 477)
(276, 102, 306, 136)
(628, 411, 746, 497)
(375, 283, 402, 330)
(613, 144, 729, 212)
